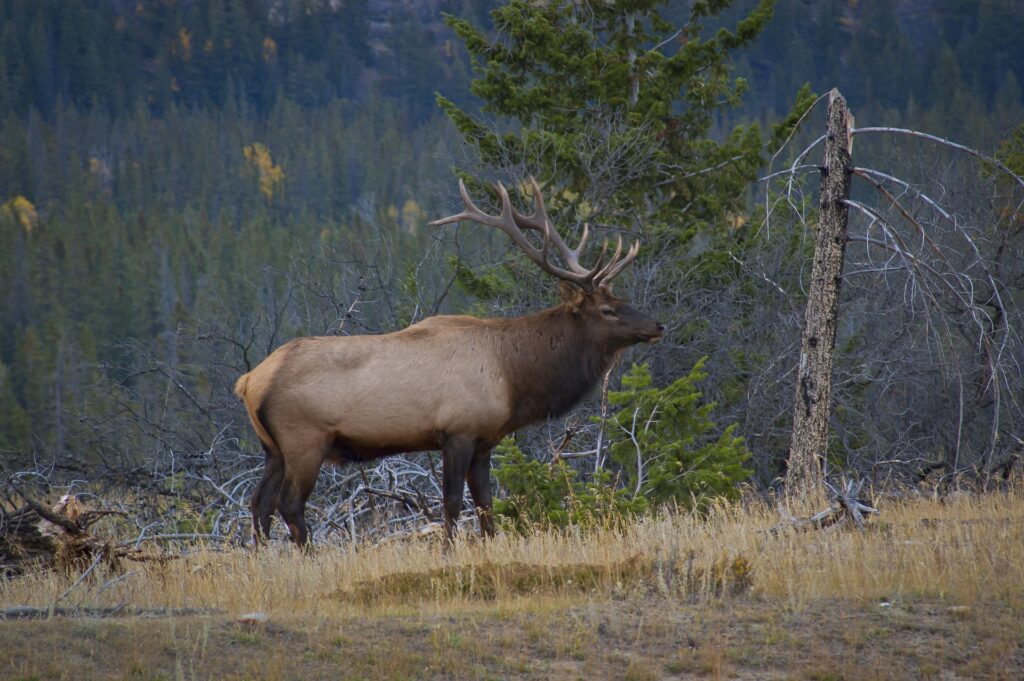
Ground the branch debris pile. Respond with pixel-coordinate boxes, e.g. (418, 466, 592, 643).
(1, 490, 170, 577)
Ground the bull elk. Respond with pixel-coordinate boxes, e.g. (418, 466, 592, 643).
(235, 178, 664, 545)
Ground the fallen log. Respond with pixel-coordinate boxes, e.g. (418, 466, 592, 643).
(0, 605, 224, 620)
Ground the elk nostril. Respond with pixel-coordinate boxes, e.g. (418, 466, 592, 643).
(656, 323, 666, 332)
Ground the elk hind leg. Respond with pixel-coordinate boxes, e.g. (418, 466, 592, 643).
(441, 436, 474, 542)
(466, 448, 495, 538)
(277, 472, 318, 547)
(275, 441, 327, 547)
(250, 445, 284, 544)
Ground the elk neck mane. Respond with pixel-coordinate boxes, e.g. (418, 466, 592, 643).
(489, 304, 614, 430)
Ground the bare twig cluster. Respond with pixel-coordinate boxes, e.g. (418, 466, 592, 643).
(770, 478, 879, 533)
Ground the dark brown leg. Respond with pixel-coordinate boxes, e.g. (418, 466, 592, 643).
(441, 436, 474, 542)
(466, 448, 495, 538)
(250, 447, 284, 545)
(276, 464, 320, 547)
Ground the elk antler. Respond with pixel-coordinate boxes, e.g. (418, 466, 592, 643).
(429, 177, 640, 291)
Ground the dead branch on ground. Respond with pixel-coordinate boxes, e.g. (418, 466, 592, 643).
(768, 478, 879, 533)
(1, 489, 173, 576)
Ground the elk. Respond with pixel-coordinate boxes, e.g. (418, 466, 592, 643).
(235, 178, 664, 545)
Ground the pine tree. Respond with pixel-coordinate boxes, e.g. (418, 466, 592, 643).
(437, 0, 794, 244)
(605, 361, 751, 511)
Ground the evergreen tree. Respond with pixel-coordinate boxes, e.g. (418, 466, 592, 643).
(605, 361, 751, 511)
(437, 0, 789, 242)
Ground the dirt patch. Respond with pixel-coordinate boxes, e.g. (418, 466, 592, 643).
(1, 595, 1021, 680)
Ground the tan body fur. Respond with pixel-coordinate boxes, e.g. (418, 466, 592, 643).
(237, 314, 555, 462)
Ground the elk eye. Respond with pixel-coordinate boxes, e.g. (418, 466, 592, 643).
(600, 306, 616, 317)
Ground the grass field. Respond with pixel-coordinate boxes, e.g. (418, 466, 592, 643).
(2, 489, 1023, 680)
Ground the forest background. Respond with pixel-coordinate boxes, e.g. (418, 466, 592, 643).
(1, 0, 1022, 542)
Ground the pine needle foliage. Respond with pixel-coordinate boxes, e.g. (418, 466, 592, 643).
(438, 0, 781, 235)
(605, 360, 752, 511)
(492, 439, 644, 531)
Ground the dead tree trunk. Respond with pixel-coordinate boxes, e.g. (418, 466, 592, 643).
(786, 89, 853, 502)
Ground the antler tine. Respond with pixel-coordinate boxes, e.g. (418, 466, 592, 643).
(508, 177, 594, 277)
(503, 176, 546, 234)
(431, 178, 600, 290)
(577, 222, 591, 254)
(582, 238, 610, 287)
(594, 239, 641, 287)
(592, 235, 624, 283)
(427, 179, 488, 227)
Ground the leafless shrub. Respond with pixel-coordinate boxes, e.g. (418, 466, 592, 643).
(754, 107, 1024, 488)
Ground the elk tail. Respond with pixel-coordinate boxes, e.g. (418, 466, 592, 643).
(234, 371, 280, 457)
(234, 372, 251, 399)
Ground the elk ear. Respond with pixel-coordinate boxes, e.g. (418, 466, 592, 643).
(558, 281, 585, 311)
(558, 281, 577, 302)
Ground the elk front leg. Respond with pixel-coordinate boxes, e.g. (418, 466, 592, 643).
(441, 436, 474, 541)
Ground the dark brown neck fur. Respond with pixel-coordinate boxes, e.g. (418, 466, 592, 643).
(493, 304, 616, 432)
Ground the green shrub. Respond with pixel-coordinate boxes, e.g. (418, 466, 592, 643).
(606, 359, 752, 512)
(492, 439, 644, 531)
(492, 359, 752, 530)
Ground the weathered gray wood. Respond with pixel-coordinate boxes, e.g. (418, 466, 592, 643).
(2, 493, 171, 576)
(786, 89, 854, 502)
(767, 478, 878, 534)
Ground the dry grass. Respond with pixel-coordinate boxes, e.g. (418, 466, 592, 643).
(1, 488, 1023, 679)
(3, 487, 1023, 615)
